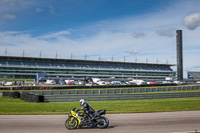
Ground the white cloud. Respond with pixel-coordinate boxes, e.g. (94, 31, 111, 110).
(0, 0, 200, 77)
(156, 28, 176, 37)
(132, 32, 145, 39)
(184, 13, 200, 30)
(36, 8, 42, 13)
(126, 50, 139, 54)
(0, 0, 22, 9)
(49, 4, 55, 14)
(40, 30, 71, 39)
(0, 14, 16, 19)
(193, 64, 200, 68)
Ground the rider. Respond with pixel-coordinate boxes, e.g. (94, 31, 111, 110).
(78, 99, 95, 121)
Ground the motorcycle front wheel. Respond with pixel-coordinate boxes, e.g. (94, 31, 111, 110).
(65, 117, 78, 130)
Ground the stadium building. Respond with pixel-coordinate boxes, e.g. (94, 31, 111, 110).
(0, 56, 175, 82)
(188, 71, 200, 79)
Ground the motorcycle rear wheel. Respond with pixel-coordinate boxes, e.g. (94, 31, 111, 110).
(96, 116, 109, 129)
(65, 117, 78, 130)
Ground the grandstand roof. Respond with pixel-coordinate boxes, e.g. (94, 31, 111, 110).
(0, 56, 175, 67)
(188, 71, 200, 79)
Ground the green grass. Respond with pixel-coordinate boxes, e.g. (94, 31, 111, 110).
(0, 78, 34, 82)
(0, 95, 200, 115)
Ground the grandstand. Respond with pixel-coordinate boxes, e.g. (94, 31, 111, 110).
(0, 56, 175, 82)
(188, 71, 200, 79)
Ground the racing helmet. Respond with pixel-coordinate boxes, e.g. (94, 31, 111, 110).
(80, 99, 86, 106)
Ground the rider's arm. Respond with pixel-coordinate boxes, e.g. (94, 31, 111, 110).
(79, 103, 87, 111)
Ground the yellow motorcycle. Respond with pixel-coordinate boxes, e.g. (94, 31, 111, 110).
(65, 108, 109, 129)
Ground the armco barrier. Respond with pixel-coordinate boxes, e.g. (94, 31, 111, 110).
(3, 86, 199, 103)
(2, 91, 20, 98)
(2, 92, 10, 98)
(19, 85, 200, 102)
(20, 92, 44, 103)
(26, 85, 200, 96)
(0, 84, 177, 90)
(43, 92, 200, 102)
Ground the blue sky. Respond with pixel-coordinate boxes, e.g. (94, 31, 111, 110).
(0, 0, 200, 77)
(1, 0, 173, 35)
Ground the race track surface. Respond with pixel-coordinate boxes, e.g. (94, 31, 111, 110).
(0, 111, 199, 133)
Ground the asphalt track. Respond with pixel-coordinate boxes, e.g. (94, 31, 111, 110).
(0, 111, 199, 133)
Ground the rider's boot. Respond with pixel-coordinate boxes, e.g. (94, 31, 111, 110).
(79, 121, 84, 127)
(78, 117, 85, 128)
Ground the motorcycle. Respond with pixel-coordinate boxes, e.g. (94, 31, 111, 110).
(65, 108, 109, 129)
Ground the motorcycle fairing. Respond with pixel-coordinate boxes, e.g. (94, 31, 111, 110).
(93, 110, 106, 117)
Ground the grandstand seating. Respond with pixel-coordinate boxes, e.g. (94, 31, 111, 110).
(188, 72, 200, 79)
(0, 56, 174, 80)
(0, 59, 172, 72)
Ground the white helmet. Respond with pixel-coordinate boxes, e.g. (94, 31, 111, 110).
(80, 99, 86, 106)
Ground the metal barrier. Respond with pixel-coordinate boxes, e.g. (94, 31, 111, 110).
(26, 85, 200, 96)
(21, 85, 200, 102)
(20, 92, 44, 103)
(43, 92, 200, 102)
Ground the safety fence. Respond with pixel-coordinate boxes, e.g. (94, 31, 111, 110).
(0, 84, 177, 90)
(27, 85, 200, 96)
(22, 85, 200, 102)
(3, 85, 200, 102)
(43, 92, 200, 102)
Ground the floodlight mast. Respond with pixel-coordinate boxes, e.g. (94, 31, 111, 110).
(176, 30, 183, 81)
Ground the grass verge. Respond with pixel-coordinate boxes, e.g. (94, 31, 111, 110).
(0, 78, 34, 82)
(0, 95, 200, 115)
